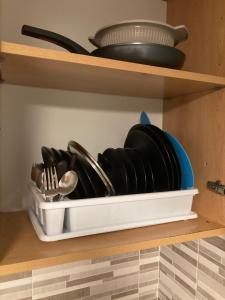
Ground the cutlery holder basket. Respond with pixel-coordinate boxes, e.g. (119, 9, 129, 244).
(28, 182, 198, 242)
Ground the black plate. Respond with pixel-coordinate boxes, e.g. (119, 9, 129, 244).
(56, 160, 69, 181)
(68, 155, 85, 199)
(80, 160, 101, 198)
(51, 148, 63, 163)
(98, 148, 128, 195)
(60, 150, 72, 163)
(132, 124, 180, 190)
(145, 125, 181, 190)
(116, 148, 138, 194)
(141, 155, 155, 192)
(83, 162, 107, 197)
(76, 158, 96, 199)
(41, 146, 56, 166)
(147, 125, 181, 189)
(124, 129, 170, 192)
(124, 148, 147, 193)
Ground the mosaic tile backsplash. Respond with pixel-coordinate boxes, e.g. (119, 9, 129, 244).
(1, 236, 225, 299)
(158, 236, 225, 300)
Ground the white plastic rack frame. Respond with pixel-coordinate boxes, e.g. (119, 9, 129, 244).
(28, 182, 198, 242)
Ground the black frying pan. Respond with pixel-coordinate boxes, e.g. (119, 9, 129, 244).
(22, 25, 185, 69)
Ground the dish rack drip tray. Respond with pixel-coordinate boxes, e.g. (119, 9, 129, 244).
(28, 182, 198, 242)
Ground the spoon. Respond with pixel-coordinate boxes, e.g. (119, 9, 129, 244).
(58, 170, 78, 197)
(51, 170, 79, 201)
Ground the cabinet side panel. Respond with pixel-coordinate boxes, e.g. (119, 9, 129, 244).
(166, 0, 225, 76)
(164, 0, 225, 224)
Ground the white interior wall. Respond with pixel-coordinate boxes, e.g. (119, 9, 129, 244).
(0, 0, 166, 211)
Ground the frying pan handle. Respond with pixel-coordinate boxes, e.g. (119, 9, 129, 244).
(21, 25, 89, 55)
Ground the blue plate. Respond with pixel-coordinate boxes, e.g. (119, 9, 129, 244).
(165, 132, 194, 189)
(140, 111, 151, 125)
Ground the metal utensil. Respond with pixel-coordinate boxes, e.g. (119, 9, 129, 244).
(43, 166, 59, 201)
(57, 170, 78, 200)
(31, 163, 43, 182)
(31, 163, 44, 190)
(42, 166, 78, 201)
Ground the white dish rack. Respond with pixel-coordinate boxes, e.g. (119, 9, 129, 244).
(28, 182, 198, 242)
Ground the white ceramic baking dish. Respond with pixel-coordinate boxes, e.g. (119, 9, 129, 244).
(89, 20, 188, 48)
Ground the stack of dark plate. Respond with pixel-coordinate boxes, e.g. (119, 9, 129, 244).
(98, 124, 181, 195)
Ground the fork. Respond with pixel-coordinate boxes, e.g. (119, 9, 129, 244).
(43, 166, 59, 201)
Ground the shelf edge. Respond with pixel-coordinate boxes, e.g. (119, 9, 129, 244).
(1, 41, 225, 86)
(1, 224, 225, 276)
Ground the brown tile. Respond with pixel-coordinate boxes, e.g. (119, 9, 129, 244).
(67, 271, 113, 287)
(196, 292, 207, 300)
(219, 267, 225, 278)
(91, 272, 138, 294)
(140, 251, 159, 260)
(139, 279, 158, 288)
(111, 255, 139, 265)
(160, 252, 172, 264)
(173, 262, 196, 282)
(140, 248, 159, 254)
(69, 259, 137, 282)
(139, 292, 157, 300)
(139, 270, 158, 285)
(171, 295, 183, 300)
(104, 271, 138, 282)
(159, 262, 174, 278)
(33, 260, 91, 276)
(36, 287, 90, 299)
(83, 296, 109, 300)
(111, 288, 138, 299)
(198, 270, 225, 299)
(84, 297, 110, 300)
(111, 251, 139, 261)
(33, 282, 66, 297)
(204, 237, 225, 252)
(20, 298, 32, 300)
(198, 262, 225, 285)
(199, 250, 225, 270)
(140, 262, 158, 272)
(183, 241, 198, 252)
(0, 284, 31, 296)
(197, 286, 217, 300)
(91, 256, 111, 264)
(158, 289, 171, 300)
(112, 266, 139, 279)
(83, 284, 138, 300)
(34, 275, 69, 288)
(174, 274, 196, 295)
(171, 245, 197, 266)
(0, 271, 31, 283)
(199, 244, 221, 262)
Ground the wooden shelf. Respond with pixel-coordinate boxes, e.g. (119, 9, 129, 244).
(1, 41, 225, 98)
(1, 211, 225, 275)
